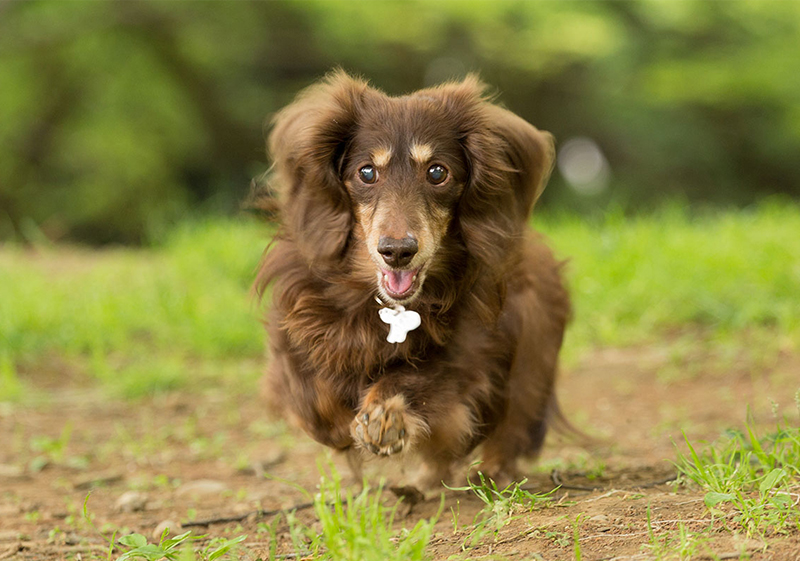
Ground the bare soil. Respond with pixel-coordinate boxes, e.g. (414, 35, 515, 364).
(1, 345, 798, 560)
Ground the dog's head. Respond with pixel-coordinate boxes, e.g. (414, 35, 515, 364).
(267, 71, 554, 307)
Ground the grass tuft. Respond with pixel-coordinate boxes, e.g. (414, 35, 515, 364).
(275, 462, 440, 561)
(447, 471, 556, 552)
(675, 411, 800, 536)
(81, 494, 247, 561)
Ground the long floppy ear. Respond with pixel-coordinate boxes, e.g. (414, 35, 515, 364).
(482, 103, 556, 217)
(267, 71, 370, 272)
(420, 76, 555, 318)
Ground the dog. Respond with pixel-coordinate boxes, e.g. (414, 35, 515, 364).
(254, 71, 570, 488)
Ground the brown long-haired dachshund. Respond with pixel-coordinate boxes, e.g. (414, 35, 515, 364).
(255, 71, 570, 488)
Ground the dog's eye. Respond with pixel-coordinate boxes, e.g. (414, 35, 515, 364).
(426, 164, 449, 185)
(358, 165, 378, 184)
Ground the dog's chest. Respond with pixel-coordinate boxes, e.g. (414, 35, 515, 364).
(288, 301, 436, 376)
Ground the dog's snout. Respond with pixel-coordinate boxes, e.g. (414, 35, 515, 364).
(377, 236, 418, 268)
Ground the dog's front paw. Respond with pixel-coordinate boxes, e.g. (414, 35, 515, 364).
(352, 395, 411, 456)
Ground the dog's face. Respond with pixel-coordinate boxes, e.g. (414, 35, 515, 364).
(342, 100, 471, 304)
(266, 72, 555, 307)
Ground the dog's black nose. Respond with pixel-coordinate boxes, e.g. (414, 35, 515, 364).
(377, 236, 418, 268)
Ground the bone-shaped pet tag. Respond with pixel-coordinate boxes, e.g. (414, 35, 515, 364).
(379, 306, 421, 344)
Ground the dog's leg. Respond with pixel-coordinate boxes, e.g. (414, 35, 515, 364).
(477, 335, 554, 485)
(479, 244, 569, 485)
(413, 456, 456, 491)
(478, 427, 527, 487)
(267, 348, 357, 451)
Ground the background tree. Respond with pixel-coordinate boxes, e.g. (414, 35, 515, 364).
(1, 0, 799, 243)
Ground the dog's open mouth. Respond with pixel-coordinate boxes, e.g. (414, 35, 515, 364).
(380, 268, 420, 301)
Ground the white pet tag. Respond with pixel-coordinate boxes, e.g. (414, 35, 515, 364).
(378, 305, 421, 344)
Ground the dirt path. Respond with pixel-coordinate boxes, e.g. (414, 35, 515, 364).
(1, 346, 798, 560)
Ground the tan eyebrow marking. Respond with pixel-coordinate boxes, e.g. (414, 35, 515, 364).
(372, 147, 393, 168)
(410, 142, 433, 164)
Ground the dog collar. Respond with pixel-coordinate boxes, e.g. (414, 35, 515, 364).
(375, 297, 421, 344)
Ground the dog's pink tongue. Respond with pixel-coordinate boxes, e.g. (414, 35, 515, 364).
(386, 270, 414, 294)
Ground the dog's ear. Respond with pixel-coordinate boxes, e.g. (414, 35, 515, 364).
(267, 71, 370, 271)
(422, 76, 555, 318)
(482, 103, 556, 217)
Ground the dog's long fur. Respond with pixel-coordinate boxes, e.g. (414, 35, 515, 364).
(255, 71, 570, 486)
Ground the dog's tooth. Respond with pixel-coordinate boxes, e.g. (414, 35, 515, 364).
(412, 275, 417, 282)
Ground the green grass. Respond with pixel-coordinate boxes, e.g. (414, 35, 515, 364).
(266, 463, 440, 561)
(0, 218, 269, 399)
(675, 408, 800, 537)
(1, 201, 799, 399)
(446, 473, 557, 554)
(80, 492, 247, 561)
(535, 199, 800, 363)
(643, 505, 722, 561)
(2, 218, 267, 359)
(83, 464, 438, 561)
(639, 405, 800, 558)
(114, 531, 246, 561)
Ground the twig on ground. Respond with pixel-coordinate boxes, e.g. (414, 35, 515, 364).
(73, 472, 124, 490)
(636, 474, 678, 488)
(596, 553, 755, 561)
(549, 469, 677, 492)
(185, 485, 431, 528)
(583, 489, 628, 502)
(551, 469, 602, 491)
(182, 501, 314, 528)
(1, 543, 109, 559)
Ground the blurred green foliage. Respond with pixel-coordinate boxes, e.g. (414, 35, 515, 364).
(1, 0, 800, 243)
